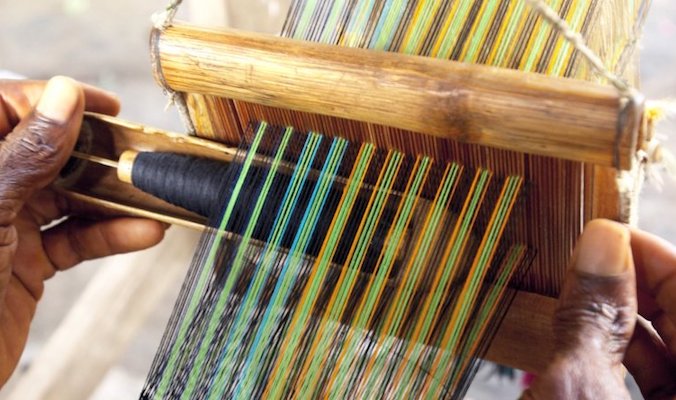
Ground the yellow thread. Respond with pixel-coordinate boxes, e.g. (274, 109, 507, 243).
(354, 163, 460, 393)
(387, 169, 490, 394)
(293, 150, 399, 396)
(261, 143, 374, 397)
(326, 157, 431, 395)
(423, 178, 522, 398)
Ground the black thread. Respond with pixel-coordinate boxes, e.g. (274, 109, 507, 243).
(132, 152, 234, 219)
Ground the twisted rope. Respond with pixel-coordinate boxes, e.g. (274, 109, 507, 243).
(525, 0, 635, 97)
(151, 0, 196, 134)
(525, 0, 676, 224)
(152, 0, 185, 30)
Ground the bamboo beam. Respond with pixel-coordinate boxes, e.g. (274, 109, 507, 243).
(152, 23, 644, 169)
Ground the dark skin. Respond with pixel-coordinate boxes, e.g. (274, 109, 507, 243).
(0, 77, 165, 383)
(524, 220, 676, 399)
(0, 77, 675, 398)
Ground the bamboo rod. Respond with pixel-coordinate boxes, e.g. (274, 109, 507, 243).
(152, 23, 644, 169)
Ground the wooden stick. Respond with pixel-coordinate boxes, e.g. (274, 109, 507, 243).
(485, 291, 556, 372)
(55, 113, 234, 229)
(153, 23, 644, 169)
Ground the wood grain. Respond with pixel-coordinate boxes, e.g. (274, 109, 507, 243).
(154, 23, 643, 169)
(485, 292, 557, 372)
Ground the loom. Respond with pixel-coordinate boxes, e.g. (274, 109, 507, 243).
(55, 0, 657, 398)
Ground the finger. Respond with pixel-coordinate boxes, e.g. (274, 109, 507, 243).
(624, 319, 676, 399)
(635, 287, 676, 358)
(41, 217, 165, 271)
(554, 219, 636, 364)
(0, 225, 18, 302)
(652, 313, 676, 354)
(637, 287, 661, 320)
(79, 82, 121, 116)
(24, 189, 131, 227)
(630, 228, 676, 331)
(0, 76, 84, 226)
(0, 78, 120, 135)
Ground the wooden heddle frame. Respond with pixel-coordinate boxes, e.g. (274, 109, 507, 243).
(8, 0, 666, 398)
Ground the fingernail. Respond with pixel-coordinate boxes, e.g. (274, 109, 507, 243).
(574, 220, 631, 276)
(36, 76, 80, 123)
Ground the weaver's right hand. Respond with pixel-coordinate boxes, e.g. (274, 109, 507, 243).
(0, 76, 166, 385)
(522, 219, 676, 399)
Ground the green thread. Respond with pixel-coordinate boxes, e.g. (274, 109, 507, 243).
(265, 143, 375, 399)
(154, 122, 269, 399)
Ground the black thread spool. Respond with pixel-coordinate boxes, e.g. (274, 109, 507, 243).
(119, 151, 234, 219)
(118, 151, 413, 272)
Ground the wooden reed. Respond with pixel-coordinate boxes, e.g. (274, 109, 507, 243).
(59, 113, 555, 373)
(152, 24, 644, 169)
(131, 0, 647, 378)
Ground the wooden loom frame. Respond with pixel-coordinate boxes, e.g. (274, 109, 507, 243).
(12, 2, 652, 396)
(53, 21, 647, 375)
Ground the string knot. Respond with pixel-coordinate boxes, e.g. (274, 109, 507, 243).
(152, 0, 184, 30)
(639, 100, 676, 187)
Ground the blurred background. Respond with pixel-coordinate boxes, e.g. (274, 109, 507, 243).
(0, 0, 674, 398)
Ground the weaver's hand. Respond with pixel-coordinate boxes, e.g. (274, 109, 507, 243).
(0, 77, 165, 385)
(523, 219, 676, 399)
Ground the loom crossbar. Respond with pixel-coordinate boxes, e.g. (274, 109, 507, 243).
(153, 24, 644, 169)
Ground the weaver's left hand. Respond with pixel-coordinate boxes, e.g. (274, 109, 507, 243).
(0, 77, 166, 385)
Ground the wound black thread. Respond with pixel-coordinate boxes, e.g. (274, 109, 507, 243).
(128, 151, 407, 269)
(131, 152, 234, 218)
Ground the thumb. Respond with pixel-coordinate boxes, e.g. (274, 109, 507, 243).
(0, 76, 84, 225)
(523, 220, 637, 399)
(554, 219, 637, 364)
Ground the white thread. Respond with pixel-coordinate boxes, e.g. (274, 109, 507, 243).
(151, 0, 196, 134)
(525, 0, 635, 98)
(153, 0, 184, 30)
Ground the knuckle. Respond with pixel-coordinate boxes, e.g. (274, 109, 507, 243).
(0, 224, 18, 248)
(555, 274, 636, 359)
(15, 115, 64, 164)
(0, 114, 67, 199)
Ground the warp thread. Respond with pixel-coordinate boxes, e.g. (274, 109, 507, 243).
(139, 122, 528, 399)
(615, 0, 653, 78)
(525, 0, 635, 97)
(526, 0, 675, 225)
